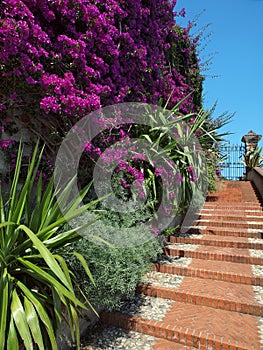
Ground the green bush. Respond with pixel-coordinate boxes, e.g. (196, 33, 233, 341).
(60, 237, 163, 311)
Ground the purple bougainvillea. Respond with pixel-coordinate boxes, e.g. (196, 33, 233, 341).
(0, 0, 200, 124)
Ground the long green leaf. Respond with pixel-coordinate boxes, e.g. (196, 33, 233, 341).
(11, 288, 33, 350)
(72, 252, 96, 286)
(17, 281, 58, 350)
(24, 297, 45, 350)
(7, 315, 19, 350)
(0, 268, 9, 349)
(17, 225, 72, 290)
(18, 259, 86, 310)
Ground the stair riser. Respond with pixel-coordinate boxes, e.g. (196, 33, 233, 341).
(151, 264, 263, 286)
(164, 248, 263, 265)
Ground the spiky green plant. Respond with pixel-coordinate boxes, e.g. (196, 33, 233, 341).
(242, 146, 263, 170)
(0, 142, 99, 350)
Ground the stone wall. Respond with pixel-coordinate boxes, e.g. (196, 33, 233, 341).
(247, 167, 263, 200)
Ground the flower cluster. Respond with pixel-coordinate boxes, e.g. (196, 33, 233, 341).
(0, 0, 201, 123)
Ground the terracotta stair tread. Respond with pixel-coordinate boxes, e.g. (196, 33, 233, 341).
(165, 245, 263, 265)
(151, 260, 263, 286)
(137, 275, 262, 316)
(199, 213, 263, 221)
(195, 219, 263, 229)
(169, 234, 263, 249)
(187, 226, 263, 238)
(101, 300, 261, 349)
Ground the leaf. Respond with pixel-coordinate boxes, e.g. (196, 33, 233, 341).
(17, 281, 58, 350)
(11, 288, 33, 350)
(72, 252, 96, 286)
(24, 297, 45, 350)
(18, 258, 86, 310)
(7, 315, 19, 350)
(17, 224, 73, 291)
(0, 268, 9, 349)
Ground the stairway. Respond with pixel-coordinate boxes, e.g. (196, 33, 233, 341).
(84, 181, 263, 349)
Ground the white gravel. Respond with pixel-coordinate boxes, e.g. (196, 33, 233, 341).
(248, 238, 263, 244)
(252, 265, 263, 277)
(166, 243, 199, 251)
(253, 286, 263, 305)
(142, 271, 184, 289)
(178, 233, 203, 239)
(250, 249, 263, 258)
(120, 294, 173, 321)
(156, 256, 193, 267)
(81, 327, 157, 349)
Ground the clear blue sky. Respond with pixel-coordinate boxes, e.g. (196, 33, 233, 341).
(176, 0, 263, 148)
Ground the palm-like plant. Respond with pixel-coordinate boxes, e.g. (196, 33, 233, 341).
(242, 147, 263, 170)
(0, 142, 99, 350)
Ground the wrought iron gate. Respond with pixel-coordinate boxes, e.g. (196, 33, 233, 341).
(219, 143, 246, 180)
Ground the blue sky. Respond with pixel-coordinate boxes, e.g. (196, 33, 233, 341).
(176, 0, 263, 148)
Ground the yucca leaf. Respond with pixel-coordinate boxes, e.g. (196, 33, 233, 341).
(7, 142, 23, 226)
(51, 287, 63, 333)
(17, 281, 58, 350)
(72, 252, 95, 287)
(0, 186, 6, 248)
(17, 225, 73, 291)
(69, 303, 80, 350)
(18, 259, 86, 310)
(0, 268, 9, 349)
(7, 315, 19, 350)
(11, 288, 33, 350)
(24, 297, 45, 350)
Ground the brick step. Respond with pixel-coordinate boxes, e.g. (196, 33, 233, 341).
(152, 338, 195, 349)
(200, 208, 263, 215)
(169, 235, 263, 249)
(164, 246, 263, 265)
(202, 203, 262, 210)
(206, 194, 260, 204)
(137, 280, 263, 316)
(195, 219, 263, 229)
(151, 262, 263, 286)
(187, 226, 263, 238)
(100, 302, 260, 349)
(199, 213, 263, 222)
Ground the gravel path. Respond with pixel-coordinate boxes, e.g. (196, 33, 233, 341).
(249, 238, 263, 244)
(142, 271, 184, 289)
(253, 286, 263, 305)
(250, 249, 263, 258)
(166, 243, 199, 251)
(120, 294, 173, 321)
(155, 256, 193, 267)
(81, 326, 157, 350)
(252, 265, 263, 277)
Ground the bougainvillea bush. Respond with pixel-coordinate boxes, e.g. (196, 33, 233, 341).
(0, 0, 202, 152)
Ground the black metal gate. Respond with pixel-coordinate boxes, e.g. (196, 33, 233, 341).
(219, 143, 246, 180)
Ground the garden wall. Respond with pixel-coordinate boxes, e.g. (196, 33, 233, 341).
(247, 167, 263, 200)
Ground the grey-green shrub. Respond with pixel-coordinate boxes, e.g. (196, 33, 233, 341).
(61, 237, 162, 311)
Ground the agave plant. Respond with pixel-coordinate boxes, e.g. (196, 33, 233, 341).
(0, 142, 100, 350)
(242, 147, 263, 170)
